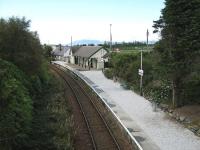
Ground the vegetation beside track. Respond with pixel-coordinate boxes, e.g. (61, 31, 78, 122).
(0, 17, 74, 150)
(104, 0, 200, 108)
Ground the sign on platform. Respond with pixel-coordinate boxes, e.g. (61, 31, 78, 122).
(138, 69, 144, 76)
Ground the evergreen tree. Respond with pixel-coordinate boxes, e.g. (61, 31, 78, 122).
(0, 17, 44, 76)
(153, 0, 200, 107)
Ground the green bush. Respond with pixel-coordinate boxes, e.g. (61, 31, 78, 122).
(182, 72, 200, 104)
(107, 52, 154, 92)
(0, 59, 32, 149)
(104, 68, 113, 79)
(145, 80, 172, 104)
(104, 52, 174, 104)
(0, 17, 74, 150)
(27, 73, 74, 150)
(111, 53, 137, 78)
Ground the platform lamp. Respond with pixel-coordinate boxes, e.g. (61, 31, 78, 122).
(138, 29, 149, 96)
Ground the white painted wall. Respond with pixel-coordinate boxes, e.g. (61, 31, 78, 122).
(90, 48, 107, 69)
(72, 48, 108, 69)
(63, 48, 70, 57)
(70, 55, 75, 64)
(90, 48, 107, 60)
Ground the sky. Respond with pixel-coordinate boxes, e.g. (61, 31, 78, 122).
(0, 0, 165, 44)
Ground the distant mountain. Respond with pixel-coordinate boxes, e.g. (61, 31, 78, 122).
(71, 39, 103, 46)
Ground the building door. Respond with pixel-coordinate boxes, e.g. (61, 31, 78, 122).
(94, 59, 97, 69)
(75, 56, 78, 64)
(90, 58, 97, 69)
(90, 59, 93, 68)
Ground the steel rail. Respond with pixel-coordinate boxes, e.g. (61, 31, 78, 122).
(52, 64, 121, 150)
(50, 65, 97, 150)
(64, 69, 121, 149)
(53, 62, 143, 150)
(56, 65, 121, 150)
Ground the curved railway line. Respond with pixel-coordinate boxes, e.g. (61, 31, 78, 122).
(51, 64, 129, 150)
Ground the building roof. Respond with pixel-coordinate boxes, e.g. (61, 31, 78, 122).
(102, 52, 111, 58)
(51, 45, 70, 56)
(74, 46, 104, 58)
(71, 46, 81, 54)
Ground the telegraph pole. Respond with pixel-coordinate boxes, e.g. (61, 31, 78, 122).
(71, 36, 72, 47)
(70, 36, 72, 55)
(146, 29, 149, 48)
(110, 24, 112, 51)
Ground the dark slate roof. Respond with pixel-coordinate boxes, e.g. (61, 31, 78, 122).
(74, 46, 103, 58)
(52, 46, 70, 56)
(71, 46, 81, 54)
(102, 52, 111, 58)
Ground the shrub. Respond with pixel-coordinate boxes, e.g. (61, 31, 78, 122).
(0, 59, 32, 149)
(104, 68, 113, 79)
(145, 80, 172, 104)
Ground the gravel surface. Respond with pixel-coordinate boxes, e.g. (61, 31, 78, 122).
(81, 70, 200, 150)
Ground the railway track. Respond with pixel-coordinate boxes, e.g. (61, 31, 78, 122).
(51, 65, 121, 150)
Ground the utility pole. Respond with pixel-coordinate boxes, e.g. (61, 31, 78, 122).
(110, 24, 112, 51)
(70, 36, 72, 55)
(146, 29, 149, 49)
(71, 36, 72, 47)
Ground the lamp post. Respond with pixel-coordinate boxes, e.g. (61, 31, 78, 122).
(139, 29, 149, 96)
(139, 49, 143, 96)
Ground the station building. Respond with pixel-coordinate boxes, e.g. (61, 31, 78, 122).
(51, 44, 71, 62)
(73, 46, 108, 70)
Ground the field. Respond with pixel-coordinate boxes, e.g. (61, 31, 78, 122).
(119, 46, 153, 54)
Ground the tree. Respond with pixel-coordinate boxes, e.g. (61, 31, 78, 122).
(43, 44, 53, 61)
(0, 17, 49, 149)
(153, 0, 200, 107)
(0, 17, 74, 149)
(0, 17, 44, 76)
(0, 59, 32, 149)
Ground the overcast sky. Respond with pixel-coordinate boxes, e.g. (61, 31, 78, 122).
(0, 0, 164, 44)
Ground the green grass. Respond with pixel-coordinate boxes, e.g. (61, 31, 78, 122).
(119, 46, 154, 54)
(120, 49, 152, 54)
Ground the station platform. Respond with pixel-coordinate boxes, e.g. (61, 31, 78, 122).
(64, 63, 99, 71)
(53, 61, 200, 150)
(53, 61, 160, 150)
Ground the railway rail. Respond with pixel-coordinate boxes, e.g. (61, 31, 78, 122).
(51, 65, 124, 150)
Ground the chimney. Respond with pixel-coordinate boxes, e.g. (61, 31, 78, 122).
(59, 44, 62, 51)
(70, 36, 72, 55)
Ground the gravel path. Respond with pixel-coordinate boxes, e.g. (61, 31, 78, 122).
(81, 70, 200, 150)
